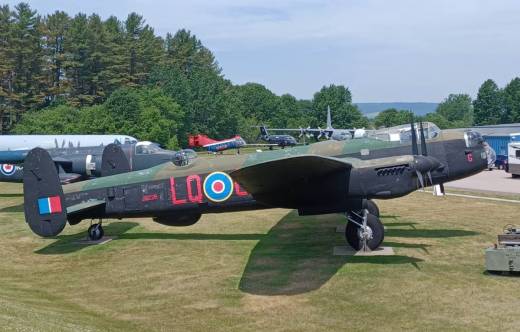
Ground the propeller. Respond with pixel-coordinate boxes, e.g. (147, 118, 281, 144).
(409, 117, 442, 190)
(419, 121, 433, 185)
(317, 127, 324, 139)
(54, 138, 59, 149)
(408, 114, 423, 188)
(410, 114, 419, 156)
(305, 127, 312, 139)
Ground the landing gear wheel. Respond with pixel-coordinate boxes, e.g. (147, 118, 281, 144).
(365, 199, 380, 217)
(88, 224, 104, 241)
(345, 213, 384, 251)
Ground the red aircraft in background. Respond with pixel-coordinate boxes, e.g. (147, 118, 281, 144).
(188, 134, 277, 153)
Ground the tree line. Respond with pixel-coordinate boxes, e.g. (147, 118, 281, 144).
(1, 3, 518, 148)
(0, 3, 369, 148)
(374, 78, 520, 129)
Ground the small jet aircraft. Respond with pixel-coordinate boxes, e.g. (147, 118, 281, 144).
(23, 121, 487, 251)
(0, 141, 194, 184)
(265, 106, 366, 141)
(188, 134, 277, 153)
(258, 126, 298, 148)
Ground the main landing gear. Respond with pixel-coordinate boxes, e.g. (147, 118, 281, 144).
(345, 200, 384, 251)
(87, 219, 104, 241)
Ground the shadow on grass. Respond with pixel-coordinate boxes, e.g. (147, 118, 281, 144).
(36, 221, 265, 255)
(380, 214, 400, 220)
(0, 193, 23, 198)
(383, 241, 430, 253)
(0, 203, 24, 213)
(385, 228, 479, 238)
(239, 211, 424, 296)
(384, 222, 418, 229)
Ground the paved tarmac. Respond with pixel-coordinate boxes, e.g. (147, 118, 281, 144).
(446, 169, 520, 194)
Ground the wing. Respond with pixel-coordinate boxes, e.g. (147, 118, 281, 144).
(230, 155, 352, 208)
(67, 199, 106, 224)
(243, 143, 279, 147)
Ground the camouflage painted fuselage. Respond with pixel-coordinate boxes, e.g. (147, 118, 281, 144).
(60, 129, 487, 224)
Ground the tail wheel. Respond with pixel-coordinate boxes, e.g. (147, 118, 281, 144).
(88, 224, 104, 241)
(365, 199, 380, 217)
(345, 213, 384, 250)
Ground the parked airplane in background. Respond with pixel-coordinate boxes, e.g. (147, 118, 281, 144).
(0, 134, 137, 162)
(266, 106, 366, 141)
(0, 141, 194, 184)
(258, 126, 298, 148)
(188, 134, 277, 153)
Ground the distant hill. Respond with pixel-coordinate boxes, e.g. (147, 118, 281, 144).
(355, 102, 439, 118)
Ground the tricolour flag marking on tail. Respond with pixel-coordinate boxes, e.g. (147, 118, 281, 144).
(38, 196, 62, 215)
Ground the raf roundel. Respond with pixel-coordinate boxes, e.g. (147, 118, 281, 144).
(203, 172, 234, 202)
(0, 164, 16, 176)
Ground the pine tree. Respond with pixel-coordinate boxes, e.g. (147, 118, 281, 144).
(503, 77, 520, 123)
(103, 16, 130, 92)
(11, 3, 45, 110)
(86, 14, 109, 102)
(41, 10, 70, 102)
(473, 79, 504, 125)
(0, 5, 15, 132)
(63, 13, 92, 106)
(124, 13, 144, 86)
(163, 29, 220, 75)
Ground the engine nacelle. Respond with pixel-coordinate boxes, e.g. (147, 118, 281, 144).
(153, 213, 202, 227)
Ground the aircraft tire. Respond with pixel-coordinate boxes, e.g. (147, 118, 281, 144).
(345, 213, 384, 251)
(88, 224, 104, 241)
(365, 199, 380, 217)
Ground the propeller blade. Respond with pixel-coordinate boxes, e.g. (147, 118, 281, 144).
(410, 114, 418, 155)
(419, 121, 427, 156)
(427, 171, 433, 185)
(61, 139, 65, 148)
(416, 170, 425, 189)
(54, 138, 58, 149)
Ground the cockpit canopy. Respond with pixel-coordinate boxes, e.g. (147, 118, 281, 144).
(135, 141, 163, 154)
(369, 122, 440, 142)
(173, 149, 197, 166)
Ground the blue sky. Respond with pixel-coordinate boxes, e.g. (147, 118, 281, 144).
(6, 0, 520, 102)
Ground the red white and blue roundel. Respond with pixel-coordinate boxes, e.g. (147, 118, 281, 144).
(203, 172, 234, 202)
(0, 164, 16, 176)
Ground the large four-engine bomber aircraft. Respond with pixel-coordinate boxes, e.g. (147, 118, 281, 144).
(23, 122, 488, 251)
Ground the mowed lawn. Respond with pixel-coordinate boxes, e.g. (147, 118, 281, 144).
(0, 182, 519, 331)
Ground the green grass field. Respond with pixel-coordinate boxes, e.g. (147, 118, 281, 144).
(1, 182, 519, 331)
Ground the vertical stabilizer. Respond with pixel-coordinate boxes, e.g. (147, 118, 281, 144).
(23, 148, 67, 237)
(326, 106, 333, 129)
(260, 125, 269, 138)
